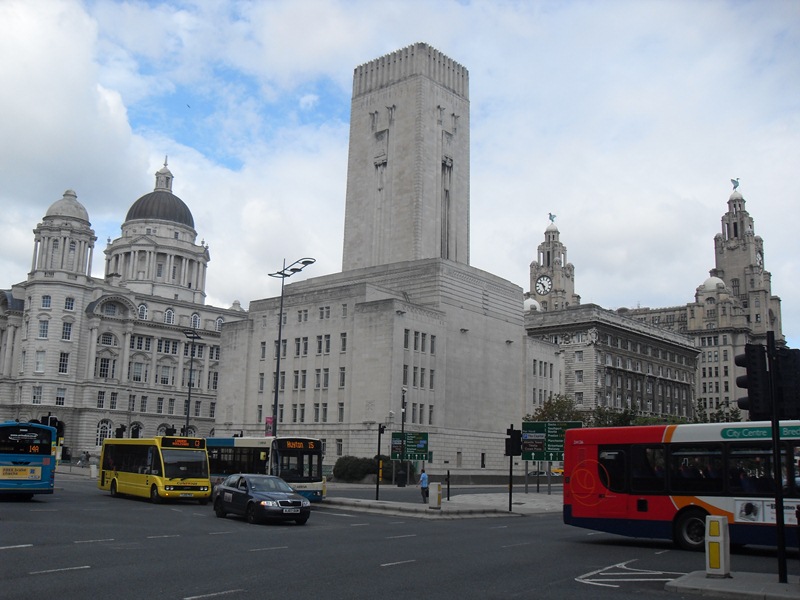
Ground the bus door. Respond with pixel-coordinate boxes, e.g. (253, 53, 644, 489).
(629, 445, 668, 518)
(595, 446, 628, 518)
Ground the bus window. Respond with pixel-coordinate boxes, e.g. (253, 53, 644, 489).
(669, 444, 723, 494)
(728, 443, 785, 496)
(630, 446, 666, 493)
(598, 447, 627, 493)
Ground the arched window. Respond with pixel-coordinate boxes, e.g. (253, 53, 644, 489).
(96, 419, 113, 446)
(164, 309, 175, 325)
(215, 317, 224, 332)
(191, 313, 201, 329)
(138, 304, 148, 320)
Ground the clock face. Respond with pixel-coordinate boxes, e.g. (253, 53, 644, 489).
(535, 275, 553, 295)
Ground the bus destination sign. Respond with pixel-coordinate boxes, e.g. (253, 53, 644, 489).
(162, 437, 206, 449)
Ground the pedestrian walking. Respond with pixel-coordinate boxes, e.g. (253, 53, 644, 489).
(418, 468, 429, 503)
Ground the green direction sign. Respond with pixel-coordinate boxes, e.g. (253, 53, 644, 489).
(390, 432, 429, 461)
(521, 421, 582, 462)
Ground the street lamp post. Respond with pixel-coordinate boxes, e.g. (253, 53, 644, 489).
(183, 327, 202, 436)
(400, 386, 407, 486)
(268, 257, 316, 437)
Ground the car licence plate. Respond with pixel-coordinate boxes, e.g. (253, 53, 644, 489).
(180, 493, 193, 497)
(283, 508, 300, 514)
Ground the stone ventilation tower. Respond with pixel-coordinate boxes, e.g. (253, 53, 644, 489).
(529, 218, 580, 311)
(709, 185, 782, 342)
(31, 190, 97, 278)
(104, 161, 210, 304)
(342, 42, 470, 270)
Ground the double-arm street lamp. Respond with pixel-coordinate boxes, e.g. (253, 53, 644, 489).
(268, 257, 316, 437)
(183, 327, 203, 436)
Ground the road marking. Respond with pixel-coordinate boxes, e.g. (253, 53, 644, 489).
(208, 531, 235, 535)
(381, 559, 416, 567)
(30, 565, 91, 575)
(74, 538, 114, 544)
(0, 544, 33, 550)
(387, 534, 417, 539)
(501, 542, 531, 548)
(184, 591, 245, 600)
(248, 546, 289, 552)
(321, 512, 357, 518)
(489, 525, 508, 529)
(147, 534, 180, 539)
(576, 560, 686, 588)
(350, 523, 370, 527)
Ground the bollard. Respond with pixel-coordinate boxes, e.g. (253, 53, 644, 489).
(704, 515, 731, 578)
(428, 482, 442, 510)
(89, 464, 98, 479)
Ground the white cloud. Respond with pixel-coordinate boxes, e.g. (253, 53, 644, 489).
(1, 0, 797, 348)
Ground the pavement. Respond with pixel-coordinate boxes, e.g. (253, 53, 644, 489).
(57, 466, 800, 598)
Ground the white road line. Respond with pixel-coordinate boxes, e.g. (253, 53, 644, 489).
(30, 565, 91, 575)
(248, 546, 289, 552)
(0, 544, 33, 550)
(501, 542, 531, 548)
(350, 523, 370, 526)
(147, 534, 180, 539)
(208, 531, 235, 535)
(184, 589, 245, 599)
(381, 559, 416, 567)
(74, 538, 114, 544)
(386, 534, 417, 539)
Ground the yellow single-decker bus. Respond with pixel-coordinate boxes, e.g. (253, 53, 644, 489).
(98, 436, 211, 504)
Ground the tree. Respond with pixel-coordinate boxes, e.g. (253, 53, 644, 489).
(524, 394, 584, 423)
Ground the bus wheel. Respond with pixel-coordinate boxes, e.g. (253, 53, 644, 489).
(246, 503, 260, 524)
(150, 485, 162, 504)
(110, 480, 118, 498)
(674, 509, 707, 551)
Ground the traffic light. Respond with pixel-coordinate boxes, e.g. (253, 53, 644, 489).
(775, 348, 800, 420)
(505, 427, 522, 456)
(735, 344, 771, 421)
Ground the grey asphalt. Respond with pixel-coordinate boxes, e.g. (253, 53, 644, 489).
(57, 466, 799, 598)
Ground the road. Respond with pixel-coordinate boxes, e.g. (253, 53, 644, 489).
(1, 472, 795, 599)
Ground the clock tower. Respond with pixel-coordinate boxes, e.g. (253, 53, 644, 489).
(708, 185, 782, 340)
(529, 218, 580, 311)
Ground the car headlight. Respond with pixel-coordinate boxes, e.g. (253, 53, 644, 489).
(258, 500, 278, 507)
(301, 499, 310, 507)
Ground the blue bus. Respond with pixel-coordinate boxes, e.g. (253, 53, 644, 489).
(0, 421, 57, 499)
(207, 436, 325, 502)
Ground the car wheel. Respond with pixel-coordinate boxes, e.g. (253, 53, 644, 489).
(674, 508, 707, 551)
(110, 480, 118, 498)
(295, 515, 309, 525)
(214, 499, 226, 518)
(150, 485, 162, 504)
(246, 503, 260, 524)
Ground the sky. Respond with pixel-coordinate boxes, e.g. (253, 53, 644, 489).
(1, 0, 798, 348)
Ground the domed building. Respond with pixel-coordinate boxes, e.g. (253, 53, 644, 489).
(0, 163, 244, 458)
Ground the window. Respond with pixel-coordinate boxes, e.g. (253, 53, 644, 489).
(302, 337, 308, 355)
(35, 351, 46, 373)
(61, 322, 72, 341)
(323, 368, 329, 389)
(58, 352, 69, 374)
(429, 369, 435, 390)
(342, 304, 348, 318)
(168, 398, 175, 414)
(56, 388, 66, 406)
(421, 333, 427, 352)
(316, 335, 323, 355)
(338, 403, 344, 422)
(297, 309, 308, 322)
(164, 308, 175, 324)
(140, 396, 148, 412)
(32, 386, 43, 405)
(138, 304, 148, 320)
(340, 332, 347, 352)
(64, 297, 75, 311)
(210, 402, 216, 418)
(110, 392, 118, 410)
(339, 367, 346, 388)
(41, 295, 51, 308)
(209, 371, 218, 390)
(157, 263, 164, 278)
(336, 439, 343, 457)
(38, 320, 49, 339)
(104, 303, 117, 316)
(404, 329, 410, 349)
(430, 335, 436, 355)
(324, 334, 331, 354)
(100, 332, 115, 346)
(575, 351, 583, 362)
(261, 341, 267, 359)
(575, 370, 584, 383)
(97, 391, 105, 409)
(191, 314, 201, 329)
(157, 397, 164, 414)
(215, 317, 224, 332)
(96, 420, 112, 446)
(319, 306, 330, 319)
(414, 331, 420, 350)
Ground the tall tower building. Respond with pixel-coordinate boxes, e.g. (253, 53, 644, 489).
(529, 218, 580, 311)
(342, 43, 470, 270)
